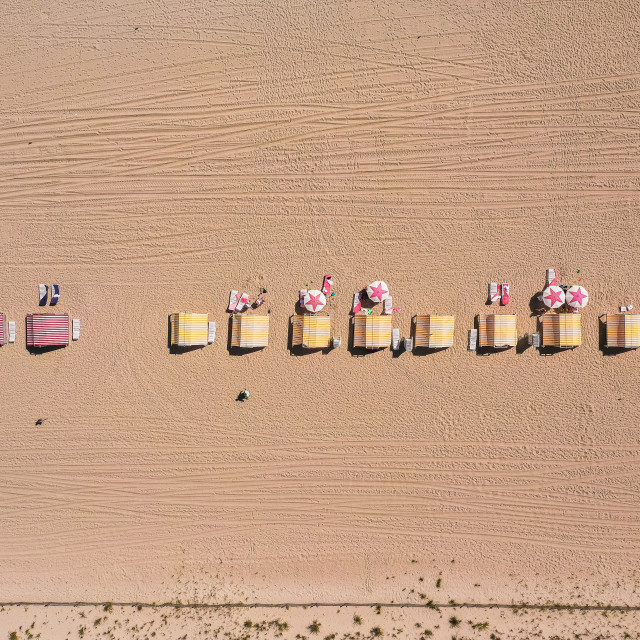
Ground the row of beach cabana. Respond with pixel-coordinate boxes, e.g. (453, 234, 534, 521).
(4, 275, 637, 351)
(4, 311, 637, 351)
(165, 311, 640, 351)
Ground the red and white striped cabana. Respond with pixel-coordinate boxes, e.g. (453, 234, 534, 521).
(26, 314, 69, 347)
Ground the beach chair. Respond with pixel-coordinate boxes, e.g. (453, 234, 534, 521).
(404, 337, 413, 352)
(228, 290, 239, 312)
(391, 328, 400, 350)
(500, 283, 510, 306)
(50, 284, 60, 305)
(352, 291, 362, 314)
(39, 284, 48, 306)
(488, 283, 499, 303)
(236, 292, 250, 312)
(321, 275, 333, 296)
(299, 289, 307, 308)
(621, 306, 628, 313)
(469, 328, 478, 351)
(528, 332, 540, 348)
(208, 321, 217, 344)
(332, 336, 342, 349)
(383, 297, 393, 314)
(546, 268, 557, 287)
(72, 318, 80, 341)
(8, 321, 16, 343)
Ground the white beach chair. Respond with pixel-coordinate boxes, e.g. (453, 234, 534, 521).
(228, 290, 239, 312)
(546, 268, 557, 287)
(8, 321, 16, 343)
(391, 328, 400, 350)
(404, 337, 413, 352)
(488, 283, 499, 303)
(38, 284, 48, 306)
(332, 336, 342, 349)
(236, 292, 250, 312)
(383, 297, 393, 314)
(469, 328, 478, 351)
(528, 332, 540, 348)
(621, 306, 628, 313)
(50, 284, 60, 305)
(629, 304, 634, 311)
(72, 318, 81, 341)
(299, 289, 307, 308)
(208, 321, 217, 344)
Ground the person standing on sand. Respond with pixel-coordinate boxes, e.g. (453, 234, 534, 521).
(253, 288, 267, 308)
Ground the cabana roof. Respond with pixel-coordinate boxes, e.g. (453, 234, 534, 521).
(170, 312, 209, 346)
(292, 315, 331, 349)
(541, 313, 582, 348)
(414, 315, 454, 348)
(477, 314, 517, 348)
(26, 313, 69, 347)
(231, 314, 270, 348)
(352, 314, 392, 349)
(606, 314, 640, 349)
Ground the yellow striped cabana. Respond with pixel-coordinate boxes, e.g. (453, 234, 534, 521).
(170, 312, 209, 346)
(605, 314, 640, 349)
(477, 314, 517, 349)
(292, 315, 331, 349)
(413, 315, 455, 348)
(540, 313, 582, 348)
(352, 314, 392, 349)
(231, 314, 270, 348)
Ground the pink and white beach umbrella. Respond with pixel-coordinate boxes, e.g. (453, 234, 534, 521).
(541, 285, 565, 309)
(303, 290, 326, 313)
(366, 281, 390, 303)
(566, 285, 589, 309)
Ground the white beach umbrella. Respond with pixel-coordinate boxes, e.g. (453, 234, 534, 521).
(366, 281, 390, 302)
(566, 285, 589, 309)
(541, 285, 565, 309)
(303, 289, 326, 313)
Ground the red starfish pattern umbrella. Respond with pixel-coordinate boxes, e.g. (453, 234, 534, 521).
(542, 285, 565, 309)
(303, 290, 326, 313)
(366, 281, 389, 302)
(566, 285, 589, 309)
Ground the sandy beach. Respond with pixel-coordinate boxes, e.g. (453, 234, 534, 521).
(1, 0, 640, 637)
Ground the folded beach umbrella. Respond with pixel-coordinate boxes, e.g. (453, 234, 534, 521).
(303, 289, 326, 313)
(542, 285, 565, 309)
(366, 280, 390, 303)
(566, 285, 589, 309)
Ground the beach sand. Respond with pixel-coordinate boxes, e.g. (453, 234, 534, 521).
(1, 0, 640, 637)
